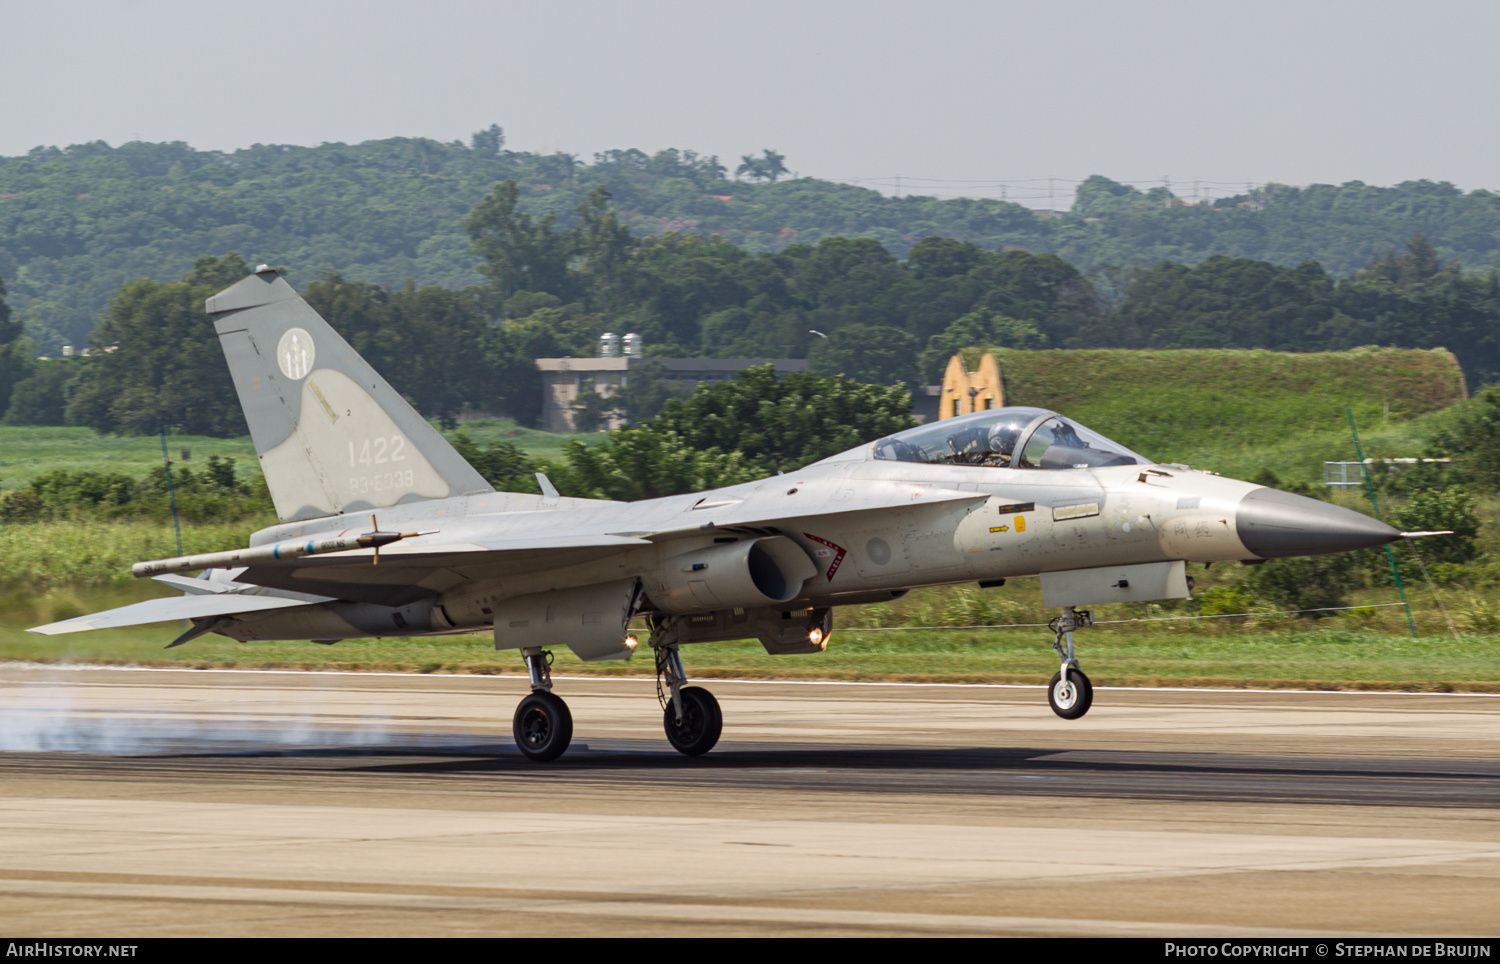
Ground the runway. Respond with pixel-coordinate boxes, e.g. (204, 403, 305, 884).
(1, 664, 1498, 937)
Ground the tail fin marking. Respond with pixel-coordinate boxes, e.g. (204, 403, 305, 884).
(207, 269, 493, 522)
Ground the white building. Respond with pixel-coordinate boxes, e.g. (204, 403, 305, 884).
(535, 356, 808, 432)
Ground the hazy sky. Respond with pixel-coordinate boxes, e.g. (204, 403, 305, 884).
(4, 0, 1497, 205)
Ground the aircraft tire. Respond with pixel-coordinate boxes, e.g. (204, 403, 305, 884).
(1048, 669, 1093, 720)
(664, 686, 723, 756)
(513, 691, 573, 762)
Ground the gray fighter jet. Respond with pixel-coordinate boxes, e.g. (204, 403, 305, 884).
(31, 266, 1442, 761)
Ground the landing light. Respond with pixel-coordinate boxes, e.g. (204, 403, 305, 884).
(808, 626, 825, 647)
(623, 634, 639, 651)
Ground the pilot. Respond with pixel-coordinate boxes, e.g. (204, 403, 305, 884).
(985, 421, 1023, 466)
(945, 423, 989, 463)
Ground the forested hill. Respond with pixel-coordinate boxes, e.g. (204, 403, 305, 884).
(3, 131, 1500, 353)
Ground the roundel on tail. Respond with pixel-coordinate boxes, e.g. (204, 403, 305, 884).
(277, 328, 315, 380)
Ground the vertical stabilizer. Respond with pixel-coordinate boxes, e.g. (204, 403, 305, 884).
(207, 267, 494, 522)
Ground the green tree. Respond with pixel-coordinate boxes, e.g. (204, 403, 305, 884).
(1106, 256, 1337, 349)
(1244, 554, 1361, 616)
(0, 273, 32, 421)
(547, 366, 915, 500)
(449, 431, 540, 493)
(917, 310, 1047, 383)
(465, 180, 574, 302)
(203, 455, 244, 494)
(470, 124, 505, 155)
(1246, 468, 1323, 501)
(1387, 489, 1480, 565)
(1, 359, 70, 426)
(1429, 387, 1500, 490)
(735, 149, 788, 183)
(647, 364, 914, 473)
(807, 324, 920, 388)
(573, 186, 636, 296)
(553, 426, 758, 501)
(14, 137, 1500, 363)
(305, 274, 493, 428)
(24, 469, 137, 509)
(65, 254, 252, 436)
(613, 359, 690, 422)
(569, 389, 616, 433)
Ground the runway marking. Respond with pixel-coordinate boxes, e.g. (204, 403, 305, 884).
(5, 662, 1498, 699)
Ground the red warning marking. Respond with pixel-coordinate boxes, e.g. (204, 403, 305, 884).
(803, 532, 847, 581)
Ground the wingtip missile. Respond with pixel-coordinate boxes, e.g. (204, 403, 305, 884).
(131, 523, 440, 578)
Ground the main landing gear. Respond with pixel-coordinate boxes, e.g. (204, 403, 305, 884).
(1047, 606, 1094, 720)
(513, 648, 573, 762)
(510, 641, 724, 763)
(656, 642, 722, 757)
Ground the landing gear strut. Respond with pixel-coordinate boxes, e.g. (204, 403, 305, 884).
(513, 647, 573, 762)
(654, 640, 722, 756)
(1047, 606, 1094, 720)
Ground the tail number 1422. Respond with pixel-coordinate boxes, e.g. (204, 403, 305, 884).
(347, 435, 414, 495)
(349, 436, 407, 467)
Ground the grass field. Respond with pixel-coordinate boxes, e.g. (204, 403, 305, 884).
(991, 346, 1468, 481)
(4, 616, 1495, 692)
(439, 418, 607, 463)
(0, 426, 260, 490)
(3, 560, 1495, 691)
(0, 420, 602, 491)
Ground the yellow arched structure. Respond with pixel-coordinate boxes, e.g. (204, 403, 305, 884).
(939, 351, 1004, 419)
(941, 355, 968, 419)
(973, 352, 1002, 412)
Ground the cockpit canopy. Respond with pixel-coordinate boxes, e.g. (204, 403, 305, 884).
(872, 407, 1148, 470)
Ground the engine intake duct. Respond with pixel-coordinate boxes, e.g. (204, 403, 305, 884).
(648, 536, 818, 614)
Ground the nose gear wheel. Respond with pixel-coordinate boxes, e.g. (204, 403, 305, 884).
(1048, 668, 1093, 720)
(1046, 605, 1095, 719)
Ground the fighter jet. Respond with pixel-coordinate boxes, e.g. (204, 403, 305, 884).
(30, 266, 1444, 761)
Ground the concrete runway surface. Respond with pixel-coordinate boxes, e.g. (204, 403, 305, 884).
(0, 663, 1498, 937)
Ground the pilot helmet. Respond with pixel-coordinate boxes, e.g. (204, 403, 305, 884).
(987, 421, 1023, 455)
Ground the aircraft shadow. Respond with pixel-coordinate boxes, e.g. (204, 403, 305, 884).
(311, 740, 1500, 808)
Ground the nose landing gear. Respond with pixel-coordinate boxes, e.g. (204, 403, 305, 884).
(1047, 606, 1094, 720)
(1048, 668, 1093, 719)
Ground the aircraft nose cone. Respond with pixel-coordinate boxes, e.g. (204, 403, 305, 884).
(1235, 487, 1399, 559)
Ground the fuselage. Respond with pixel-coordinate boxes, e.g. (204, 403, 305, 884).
(215, 448, 1352, 643)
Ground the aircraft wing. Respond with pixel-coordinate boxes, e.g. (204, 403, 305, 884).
(138, 487, 986, 606)
(29, 591, 330, 636)
(611, 483, 989, 541)
(230, 534, 654, 606)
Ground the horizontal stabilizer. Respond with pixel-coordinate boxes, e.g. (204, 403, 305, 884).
(151, 573, 228, 595)
(28, 592, 329, 636)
